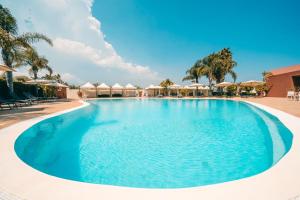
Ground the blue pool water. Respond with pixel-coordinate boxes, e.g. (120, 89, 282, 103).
(15, 99, 293, 188)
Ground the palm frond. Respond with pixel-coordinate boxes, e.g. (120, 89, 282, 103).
(229, 70, 237, 82)
(18, 32, 52, 46)
(182, 75, 194, 82)
(0, 5, 18, 35)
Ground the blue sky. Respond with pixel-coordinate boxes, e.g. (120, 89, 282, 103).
(92, 0, 300, 82)
(1, 0, 300, 86)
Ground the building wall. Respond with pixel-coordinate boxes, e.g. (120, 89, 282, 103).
(56, 87, 67, 98)
(267, 71, 300, 97)
(67, 89, 80, 99)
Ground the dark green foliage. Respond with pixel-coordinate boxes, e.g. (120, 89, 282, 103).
(226, 85, 237, 96)
(0, 80, 49, 98)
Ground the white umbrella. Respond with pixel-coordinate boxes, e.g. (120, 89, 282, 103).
(168, 84, 181, 89)
(215, 82, 234, 87)
(146, 84, 162, 89)
(0, 64, 16, 72)
(80, 82, 95, 89)
(240, 80, 264, 87)
(183, 85, 193, 90)
(189, 83, 204, 88)
(46, 82, 68, 88)
(125, 83, 136, 89)
(153, 85, 163, 89)
(25, 79, 55, 85)
(97, 83, 110, 89)
(112, 83, 123, 89)
(146, 84, 155, 89)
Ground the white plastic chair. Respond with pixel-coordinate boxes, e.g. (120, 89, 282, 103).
(287, 91, 295, 100)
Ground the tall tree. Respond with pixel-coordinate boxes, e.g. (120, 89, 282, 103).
(262, 71, 272, 82)
(182, 62, 206, 83)
(212, 48, 237, 83)
(0, 4, 52, 95)
(24, 48, 52, 80)
(160, 78, 174, 96)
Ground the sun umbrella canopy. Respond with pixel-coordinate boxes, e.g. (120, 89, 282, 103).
(25, 79, 55, 85)
(168, 84, 181, 89)
(146, 84, 155, 89)
(153, 85, 163, 89)
(183, 85, 193, 90)
(112, 83, 123, 89)
(97, 83, 110, 89)
(189, 83, 204, 88)
(125, 83, 136, 89)
(215, 82, 234, 87)
(80, 82, 95, 89)
(240, 80, 264, 87)
(146, 84, 162, 89)
(0, 64, 16, 72)
(46, 82, 68, 88)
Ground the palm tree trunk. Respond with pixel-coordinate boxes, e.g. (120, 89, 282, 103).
(2, 50, 14, 96)
(5, 71, 14, 96)
(33, 71, 38, 80)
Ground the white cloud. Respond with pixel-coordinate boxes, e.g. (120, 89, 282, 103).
(61, 72, 82, 84)
(0, 0, 161, 86)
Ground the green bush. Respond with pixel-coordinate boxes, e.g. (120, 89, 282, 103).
(255, 84, 270, 94)
(226, 85, 237, 96)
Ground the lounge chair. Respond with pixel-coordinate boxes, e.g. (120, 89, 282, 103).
(12, 94, 33, 106)
(23, 92, 49, 103)
(22, 92, 40, 103)
(0, 97, 22, 109)
(0, 100, 14, 110)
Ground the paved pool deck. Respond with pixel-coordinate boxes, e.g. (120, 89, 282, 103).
(0, 97, 300, 200)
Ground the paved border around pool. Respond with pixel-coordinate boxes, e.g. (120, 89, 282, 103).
(0, 99, 300, 200)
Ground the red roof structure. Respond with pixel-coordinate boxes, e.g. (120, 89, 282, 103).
(270, 64, 300, 76)
(266, 64, 300, 97)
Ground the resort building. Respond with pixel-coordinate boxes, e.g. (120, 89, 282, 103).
(46, 82, 69, 98)
(266, 64, 300, 97)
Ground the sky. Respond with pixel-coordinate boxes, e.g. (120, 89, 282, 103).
(1, 0, 300, 86)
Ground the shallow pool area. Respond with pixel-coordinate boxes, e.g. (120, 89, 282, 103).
(14, 99, 293, 188)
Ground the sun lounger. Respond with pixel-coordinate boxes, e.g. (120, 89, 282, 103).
(0, 100, 14, 110)
(0, 97, 22, 109)
(12, 94, 33, 105)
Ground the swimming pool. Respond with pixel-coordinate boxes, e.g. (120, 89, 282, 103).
(14, 99, 293, 188)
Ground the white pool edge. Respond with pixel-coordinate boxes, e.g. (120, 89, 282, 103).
(0, 99, 300, 200)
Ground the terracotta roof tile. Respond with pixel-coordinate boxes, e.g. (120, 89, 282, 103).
(270, 64, 300, 76)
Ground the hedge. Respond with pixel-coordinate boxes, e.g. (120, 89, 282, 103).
(0, 80, 48, 98)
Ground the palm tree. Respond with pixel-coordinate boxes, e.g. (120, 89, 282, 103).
(160, 78, 174, 96)
(196, 56, 215, 90)
(182, 62, 207, 83)
(0, 4, 52, 95)
(23, 48, 52, 80)
(212, 48, 237, 83)
(262, 71, 272, 82)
